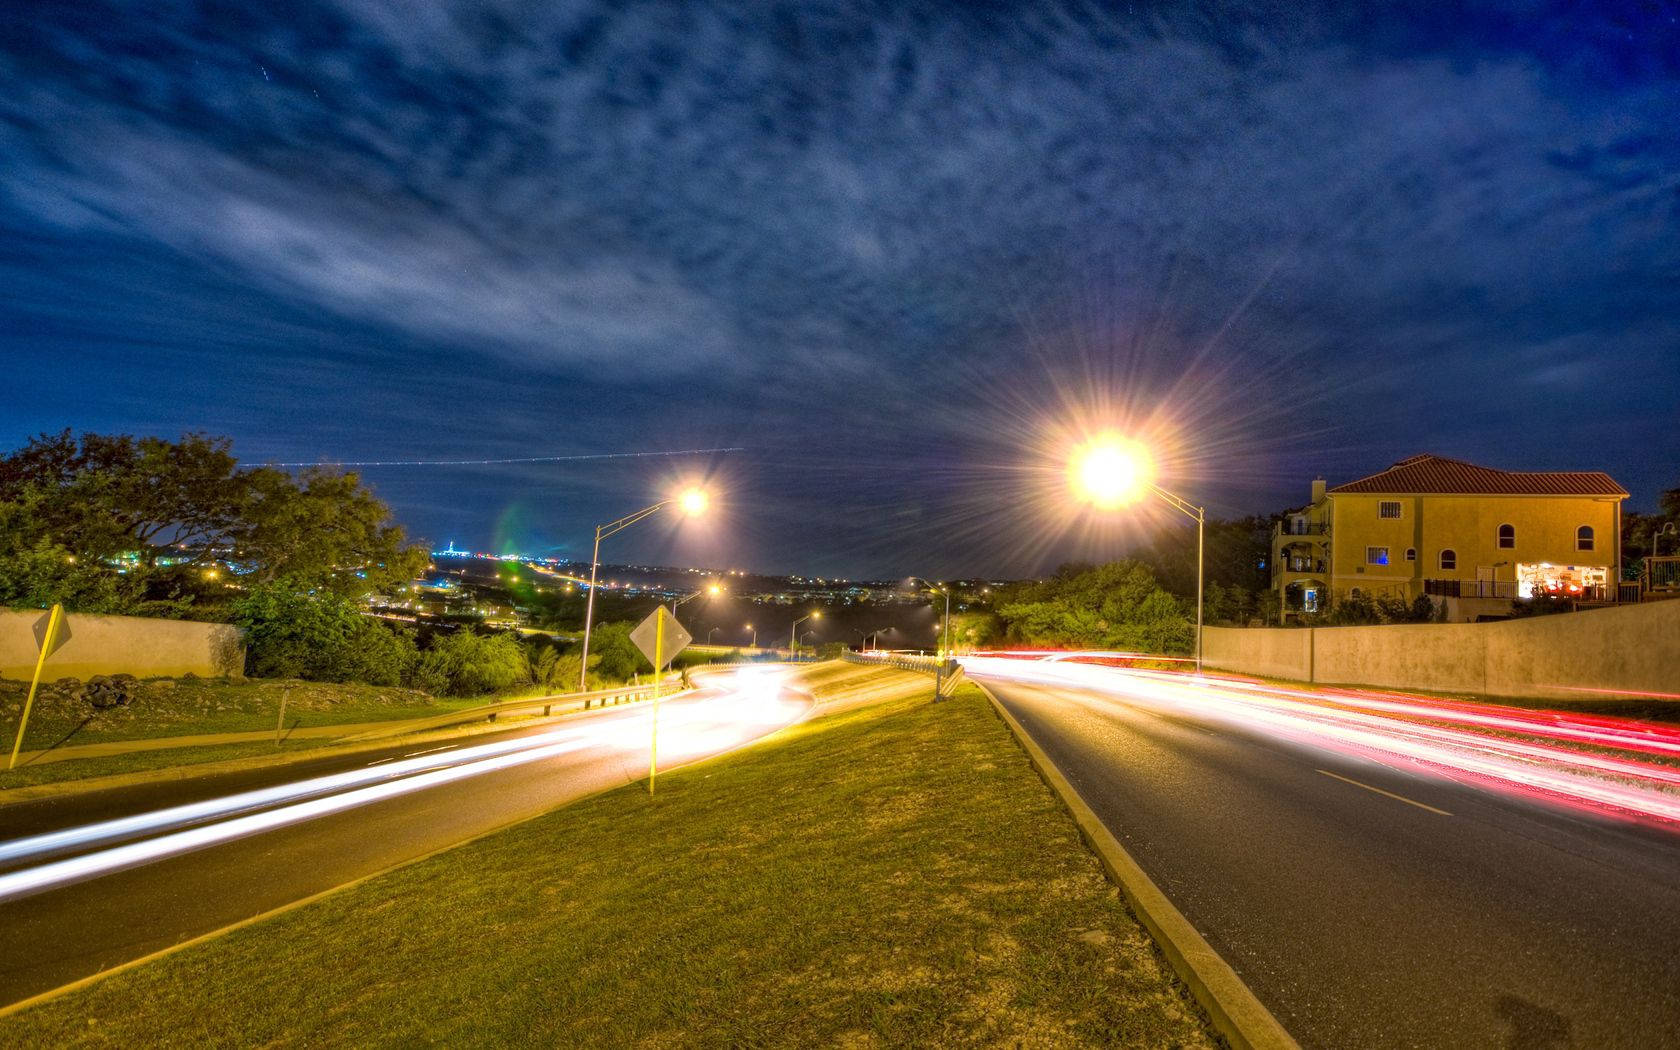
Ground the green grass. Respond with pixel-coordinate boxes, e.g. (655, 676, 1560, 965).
(0, 677, 481, 751)
(2, 669, 1215, 1048)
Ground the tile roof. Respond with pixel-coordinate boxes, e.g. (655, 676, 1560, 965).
(1328, 454, 1627, 497)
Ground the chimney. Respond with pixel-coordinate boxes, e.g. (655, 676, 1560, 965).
(1310, 478, 1326, 504)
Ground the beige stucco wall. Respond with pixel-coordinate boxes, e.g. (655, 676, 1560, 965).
(1, 609, 245, 681)
(1203, 600, 1679, 702)
(1203, 626, 1313, 681)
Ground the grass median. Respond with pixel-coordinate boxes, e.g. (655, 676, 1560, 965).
(2, 668, 1216, 1048)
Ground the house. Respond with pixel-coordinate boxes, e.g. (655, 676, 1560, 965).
(1273, 454, 1628, 622)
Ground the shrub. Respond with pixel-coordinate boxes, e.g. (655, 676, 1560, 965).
(414, 630, 531, 696)
(231, 580, 418, 684)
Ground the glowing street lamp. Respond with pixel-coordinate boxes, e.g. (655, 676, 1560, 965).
(907, 577, 951, 657)
(1067, 434, 1205, 672)
(790, 610, 820, 651)
(671, 581, 725, 615)
(744, 622, 756, 647)
(578, 486, 709, 691)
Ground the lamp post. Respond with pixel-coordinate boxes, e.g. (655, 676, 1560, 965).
(745, 623, 756, 647)
(907, 578, 951, 657)
(671, 582, 723, 616)
(790, 611, 820, 651)
(1068, 436, 1205, 673)
(707, 627, 721, 644)
(866, 627, 891, 651)
(578, 487, 708, 691)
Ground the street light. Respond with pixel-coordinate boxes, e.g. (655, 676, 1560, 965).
(1067, 434, 1205, 673)
(578, 486, 709, 691)
(707, 627, 721, 644)
(865, 627, 892, 651)
(790, 610, 821, 651)
(671, 581, 724, 615)
(744, 622, 756, 647)
(907, 578, 951, 657)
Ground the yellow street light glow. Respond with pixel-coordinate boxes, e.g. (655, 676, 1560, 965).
(1069, 434, 1153, 510)
(678, 487, 709, 516)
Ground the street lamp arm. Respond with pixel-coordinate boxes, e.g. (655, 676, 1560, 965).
(596, 499, 672, 541)
(1146, 483, 1204, 523)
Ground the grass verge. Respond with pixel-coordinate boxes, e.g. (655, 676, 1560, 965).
(1, 671, 1215, 1048)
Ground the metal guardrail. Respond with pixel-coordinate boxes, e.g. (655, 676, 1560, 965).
(340, 678, 683, 741)
(843, 650, 965, 698)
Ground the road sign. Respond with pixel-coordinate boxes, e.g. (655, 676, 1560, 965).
(33, 607, 70, 658)
(630, 607, 691, 671)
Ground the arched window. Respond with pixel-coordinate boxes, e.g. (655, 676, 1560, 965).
(1576, 525, 1594, 551)
(1404, 548, 1416, 562)
(1439, 549, 1457, 570)
(1497, 524, 1515, 549)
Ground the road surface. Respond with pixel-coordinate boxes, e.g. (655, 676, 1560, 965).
(974, 665, 1680, 1050)
(0, 671, 807, 1008)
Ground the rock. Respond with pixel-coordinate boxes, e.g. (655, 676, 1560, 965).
(84, 675, 134, 710)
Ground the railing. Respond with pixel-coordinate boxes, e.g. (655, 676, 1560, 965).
(1423, 579, 1518, 599)
(1275, 521, 1329, 537)
(846, 650, 942, 674)
(1279, 558, 1326, 574)
(340, 678, 684, 741)
(1648, 556, 1680, 593)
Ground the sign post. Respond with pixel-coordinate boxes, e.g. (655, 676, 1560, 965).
(9, 604, 70, 770)
(630, 606, 691, 796)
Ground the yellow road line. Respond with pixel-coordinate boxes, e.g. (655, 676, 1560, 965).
(1316, 769, 1452, 816)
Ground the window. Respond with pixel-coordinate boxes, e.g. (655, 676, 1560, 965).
(1497, 524, 1515, 549)
(1366, 546, 1390, 566)
(1405, 548, 1416, 562)
(1439, 548, 1457, 570)
(1378, 501, 1401, 519)
(1577, 525, 1594, 551)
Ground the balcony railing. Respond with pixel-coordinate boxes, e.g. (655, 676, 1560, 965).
(1276, 521, 1329, 537)
(1424, 579, 1518, 599)
(1280, 558, 1326, 574)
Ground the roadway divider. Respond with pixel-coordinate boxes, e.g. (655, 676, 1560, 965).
(339, 679, 684, 742)
(844, 651, 964, 699)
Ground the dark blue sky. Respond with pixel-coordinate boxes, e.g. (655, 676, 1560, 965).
(3, 1, 1677, 577)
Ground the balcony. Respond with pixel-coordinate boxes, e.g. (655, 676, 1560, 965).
(1275, 521, 1329, 537)
(1278, 557, 1326, 575)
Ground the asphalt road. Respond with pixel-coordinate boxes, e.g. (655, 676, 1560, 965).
(979, 675, 1680, 1050)
(0, 677, 807, 1008)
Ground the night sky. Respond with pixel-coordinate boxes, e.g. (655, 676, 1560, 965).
(3, 1, 1677, 578)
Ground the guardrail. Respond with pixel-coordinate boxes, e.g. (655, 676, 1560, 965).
(844, 650, 966, 698)
(340, 678, 684, 741)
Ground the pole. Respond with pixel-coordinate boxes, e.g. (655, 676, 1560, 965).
(275, 686, 290, 747)
(9, 604, 63, 770)
(649, 610, 663, 796)
(1195, 506, 1205, 674)
(578, 527, 602, 693)
(943, 590, 952, 657)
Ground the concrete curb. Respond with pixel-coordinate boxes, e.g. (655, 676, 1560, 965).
(975, 680, 1299, 1050)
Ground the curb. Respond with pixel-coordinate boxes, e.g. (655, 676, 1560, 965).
(974, 680, 1299, 1050)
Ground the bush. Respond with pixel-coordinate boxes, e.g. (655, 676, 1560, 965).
(586, 622, 646, 682)
(994, 561, 1193, 655)
(231, 581, 418, 684)
(414, 630, 531, 696)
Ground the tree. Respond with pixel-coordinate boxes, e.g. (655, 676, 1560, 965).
(231, 581, 418, 683)
(0, 431, 425, 615)
(994, 561, 1193, 654)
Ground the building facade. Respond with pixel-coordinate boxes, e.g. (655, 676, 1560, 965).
(1274, 455, 1627, 622)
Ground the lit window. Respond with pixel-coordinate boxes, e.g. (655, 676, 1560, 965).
(1366, 546, 1389, 566)
(1576, 525, 1594, 551)
(1405, 548, 1416, 562)
(1379, 501, 1401, 519)
(1439, 549, 1457, 570)
(1497, 524, 1514, 549)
